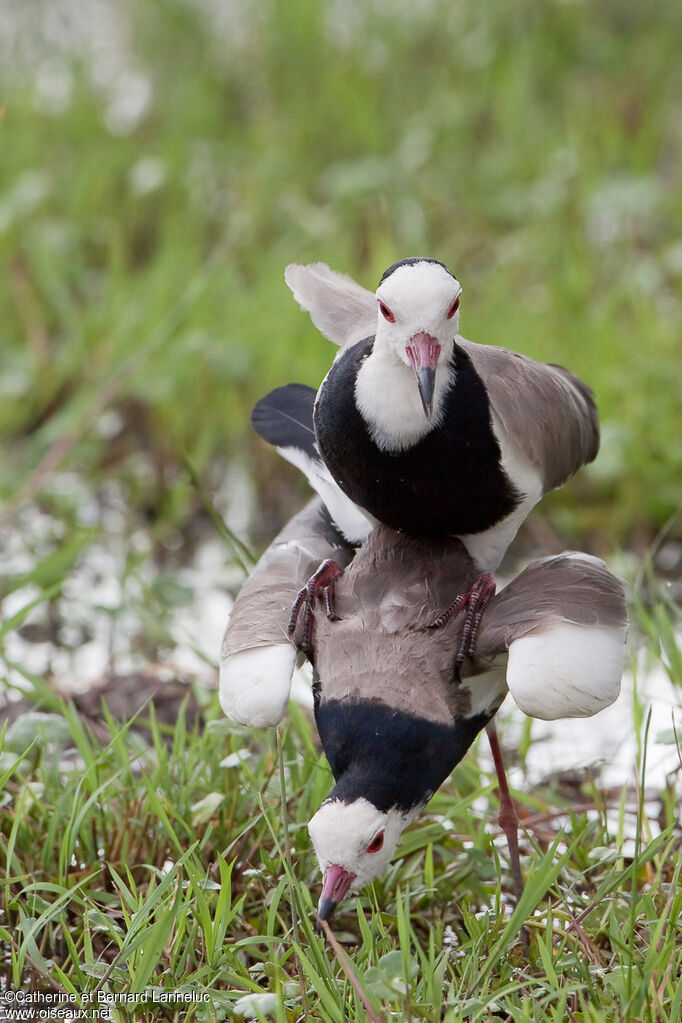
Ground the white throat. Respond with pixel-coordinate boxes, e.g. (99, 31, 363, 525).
(354, 345, 456, 452)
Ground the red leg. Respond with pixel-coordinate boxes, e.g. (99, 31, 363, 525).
(288, 559, 343, 654)
(428, 573, 496, 679)
(486, 721, 529, 948)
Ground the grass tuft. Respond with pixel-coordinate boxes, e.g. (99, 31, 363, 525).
(0, 655, 679, 1020)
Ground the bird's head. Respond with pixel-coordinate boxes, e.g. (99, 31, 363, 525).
(374, 258, 462, 420)
(308, 797, 406, 922)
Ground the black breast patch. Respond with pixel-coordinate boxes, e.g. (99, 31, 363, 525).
(315, 696, 491, 812)
(314, 338, 522, 536)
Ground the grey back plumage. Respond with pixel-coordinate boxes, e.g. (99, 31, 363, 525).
(312, 528, 478, 726)
(310, 533, 627, 726)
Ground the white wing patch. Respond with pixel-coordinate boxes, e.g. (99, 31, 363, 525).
(219, 643, 296, 727)
(276, 444, 374, 543)
(506, 621, 627, 720)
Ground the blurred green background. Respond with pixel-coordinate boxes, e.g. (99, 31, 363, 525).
(1, 0, 681, 553)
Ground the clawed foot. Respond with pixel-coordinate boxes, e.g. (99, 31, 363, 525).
(428, 573, 496, 679)
(288, 559, 344, 655)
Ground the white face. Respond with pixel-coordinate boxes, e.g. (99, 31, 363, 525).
(308, 797, 406, 892)
(375, 261, 462, 366)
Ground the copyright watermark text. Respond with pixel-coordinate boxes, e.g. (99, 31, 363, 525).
(0, 988, 210, 1020)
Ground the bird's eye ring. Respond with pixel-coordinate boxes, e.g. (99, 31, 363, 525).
(379, 301, 395, 323)
(366, 830, 385, 854)
(447, 295, 461, 319)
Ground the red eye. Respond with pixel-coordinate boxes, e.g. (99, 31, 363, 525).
(379, 301, 395, 323)
(447, 295, 460, 319)
(366, 831, 385, 854)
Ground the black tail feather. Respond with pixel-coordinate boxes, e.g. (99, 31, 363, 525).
(251, 384, 317, 460)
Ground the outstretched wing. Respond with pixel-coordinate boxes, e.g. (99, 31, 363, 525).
(220, 498, 354, 727)
(285, 262, 377, 348)
(474, 552, 627, 720)
(461, 339, 600, 493)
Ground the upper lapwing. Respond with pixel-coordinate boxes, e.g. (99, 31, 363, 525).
(252, 258, 599, 573)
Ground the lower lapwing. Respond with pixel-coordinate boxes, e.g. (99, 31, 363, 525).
(220, 498, 627, 922)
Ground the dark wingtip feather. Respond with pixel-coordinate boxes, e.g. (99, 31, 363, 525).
(251, 383, 318, 459)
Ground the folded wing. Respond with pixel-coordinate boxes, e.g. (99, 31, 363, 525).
(462, 341, 600, 494)
(251, 383, 374, 543)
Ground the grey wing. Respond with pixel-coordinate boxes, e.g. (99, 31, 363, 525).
(219, 498, 354, 727)
(474, 552, 627, 720)
(285, 262, 377, 348)
(461, 339, 600, 492)
(221, 498, 354, 658)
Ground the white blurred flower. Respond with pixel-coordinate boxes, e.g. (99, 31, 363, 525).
(129, 156, 167, 196)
